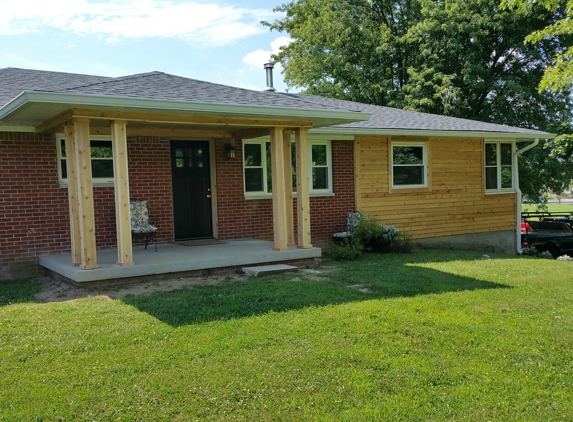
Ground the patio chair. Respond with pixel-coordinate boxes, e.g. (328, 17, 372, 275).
(332, 211, 362, 243)
(130, 200, 158, 252)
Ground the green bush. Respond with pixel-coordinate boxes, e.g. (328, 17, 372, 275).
(331, 236, 363, 260)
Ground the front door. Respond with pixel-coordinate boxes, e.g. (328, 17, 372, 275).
(171, 140, 213, 240)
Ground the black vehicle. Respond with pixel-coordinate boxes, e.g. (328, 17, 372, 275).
(522, 220, 573, 258)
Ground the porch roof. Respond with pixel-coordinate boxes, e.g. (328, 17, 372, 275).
(0, 68, 370, 132)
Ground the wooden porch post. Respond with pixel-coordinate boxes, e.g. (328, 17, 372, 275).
(73, 118, 98, 269)
(296, 127, 312, 248)
(270, 127, 289, 251)
(64, 122, 81, 266)
(283, 129, 295, 246)
(111, 120, 134, 266)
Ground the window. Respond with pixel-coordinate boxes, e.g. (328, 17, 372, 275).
(391, 142, 427, 188)
(57, 136, 114, 184)
(311, 143, 330, 191)
(243, 140, 331, 196)
(485, 142, 513, 192)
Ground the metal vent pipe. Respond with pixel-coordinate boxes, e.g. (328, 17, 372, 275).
(264, 63, 276, 92)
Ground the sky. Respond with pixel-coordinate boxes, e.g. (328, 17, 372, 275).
(0, 0, 293, 92)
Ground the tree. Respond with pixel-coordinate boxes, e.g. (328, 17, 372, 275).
(264, 0, 573, 196)
(502, 0, 573, 93)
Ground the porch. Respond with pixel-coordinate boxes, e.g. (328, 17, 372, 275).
(39, 240, 321, 285)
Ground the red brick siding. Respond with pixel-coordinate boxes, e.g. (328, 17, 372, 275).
(0, 134, 174, 278)
(215, 139, 355, 247)
(1, 135, 354, 278)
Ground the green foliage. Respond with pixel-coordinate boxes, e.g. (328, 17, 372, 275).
(392, 229, 414, 253)
(502, 0, 573, 93)
(518, 137, 573, 199)
(265, 0, 572, 130)
(2, 251, 573, 420)
(355, 214, 397, 244)
(331, 236, 364, 260)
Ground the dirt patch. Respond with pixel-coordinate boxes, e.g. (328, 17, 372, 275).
(34, 274, 246, 303)
(347, 284, 373, 294)
(34, 264, 338, 303)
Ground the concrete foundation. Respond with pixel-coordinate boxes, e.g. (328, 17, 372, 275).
(414, 230, 516, 254)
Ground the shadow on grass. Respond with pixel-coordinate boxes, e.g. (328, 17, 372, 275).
(0, 279, 43, 307)
(123, 253, 511, 327)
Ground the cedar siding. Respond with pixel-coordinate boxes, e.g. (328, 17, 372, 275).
(354, 135, 516, 239)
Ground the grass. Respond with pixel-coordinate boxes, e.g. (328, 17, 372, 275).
(1, 250, 572, 420)
(522, 203, 573, 214)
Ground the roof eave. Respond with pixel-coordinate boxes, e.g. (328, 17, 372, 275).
(0, 91, 372, 128)
(310, 127, 555, 140)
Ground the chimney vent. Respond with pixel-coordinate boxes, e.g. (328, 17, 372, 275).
(264, 63, 276, 92)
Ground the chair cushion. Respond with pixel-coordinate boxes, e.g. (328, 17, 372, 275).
(130, 201, 150, 226)
(131, 223, 157, 234)
(346, 212, 362, 232)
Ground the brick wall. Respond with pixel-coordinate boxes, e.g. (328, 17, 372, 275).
(0, 134, 173, 278)
(1, 134, 355, 278)
(215, 139, 356, 247)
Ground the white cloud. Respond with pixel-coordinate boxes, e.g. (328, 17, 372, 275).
(242, 36, 292, 68)
(0, 0, 275, 47)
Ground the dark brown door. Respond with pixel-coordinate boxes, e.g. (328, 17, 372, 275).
(171, 141, 213, 240)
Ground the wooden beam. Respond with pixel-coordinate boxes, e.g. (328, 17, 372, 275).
(69, 109, 314, 128)
(283, 129, 295, 246)
(232, 128, 273, 139)
(111, 120, 135, 266)
(73, 118, 98, 269)
(296, 127, 312, 248)
(270, 127, 289, 251)
(90, 127, 233, 138)
(35, 110, 74, 133)
(63, 121, 81, 266)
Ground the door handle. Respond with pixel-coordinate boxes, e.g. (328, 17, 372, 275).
(207, 195, 212, 198)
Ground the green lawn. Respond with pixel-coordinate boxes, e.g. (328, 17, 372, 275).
(522, 203, 573, 214)
(1, 250, 572, 421)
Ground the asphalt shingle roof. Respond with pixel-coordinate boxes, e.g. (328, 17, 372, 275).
(0, 68, 112, 108)
(295, 94, 548, 135)
(0, 67, 551, 136)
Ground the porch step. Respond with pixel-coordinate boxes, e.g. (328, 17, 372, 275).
(242, 264, 299, 277)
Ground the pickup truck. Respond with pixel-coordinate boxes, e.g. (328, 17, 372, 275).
(521, 219, 573, 258)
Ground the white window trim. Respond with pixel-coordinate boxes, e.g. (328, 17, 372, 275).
(485, 140, 515, 194)
(310, 140, 333, 194)
(56, 134, 114, 187)
(391, 141, 428, 189)
(242, 139, 333, 198)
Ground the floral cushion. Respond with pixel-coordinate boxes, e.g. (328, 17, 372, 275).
(333, 212, 362, 238)
(131, 223, 158, 234)
(130, 201, 157, 234)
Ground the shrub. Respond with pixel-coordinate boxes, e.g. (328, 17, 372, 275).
(331, 236, 363, 261)
(393, 230, 413, 253)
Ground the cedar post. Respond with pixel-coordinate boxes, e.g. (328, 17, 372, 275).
(296, 127, 312, 248)
(111, 120, 135, 266)
(270, 127, 289, 251)
(73, 118, 98, 269)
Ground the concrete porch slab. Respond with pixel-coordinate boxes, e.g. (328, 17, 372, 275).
(242, 264, 299, 277)
(39, 239, 321, 284)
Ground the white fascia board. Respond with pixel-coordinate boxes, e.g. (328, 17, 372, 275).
(310, 127, 555, 140)
(0, 91, 372, 124)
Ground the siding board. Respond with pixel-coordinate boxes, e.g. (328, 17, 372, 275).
(356, 135, 516, 240)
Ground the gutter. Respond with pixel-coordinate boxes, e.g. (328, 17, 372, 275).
(514, 138, 540, 254)
(0, 91, 372, 127)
